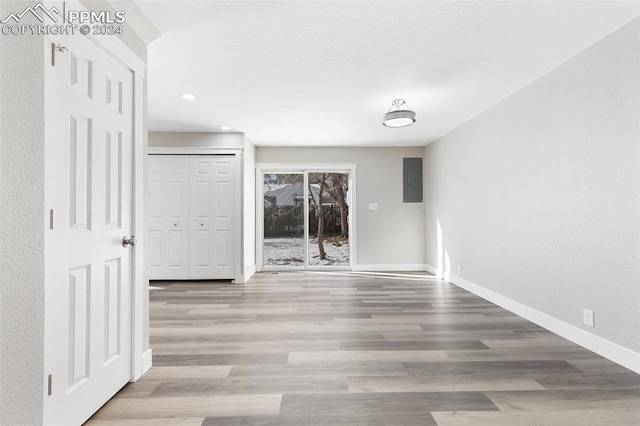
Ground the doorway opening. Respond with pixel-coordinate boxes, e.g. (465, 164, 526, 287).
(258, 166, 356, 270)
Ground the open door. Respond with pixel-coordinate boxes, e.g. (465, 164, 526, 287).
(45, 32, 135, 425)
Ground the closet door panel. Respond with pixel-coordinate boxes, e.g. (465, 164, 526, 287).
(147, 155, 189, 279)
(214, 230, 230, 268)
(168, 230, 185, 267)
(193, 229, 211, 267)
(148, 230, 163, 269)
(163, 156, 190, 278)
(189, 157, 214, 278)
(189, 156, 235, 279)
(212, 161, 234, 271)
(148, 157, 165, 278)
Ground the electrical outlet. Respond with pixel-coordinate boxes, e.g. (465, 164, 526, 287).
(457, 265, 462, 275)
(583, 309, 595, 327)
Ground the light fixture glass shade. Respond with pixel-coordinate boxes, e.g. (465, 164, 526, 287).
(383, 98, 416, 127)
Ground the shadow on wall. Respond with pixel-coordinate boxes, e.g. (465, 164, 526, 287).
(437, 218, 451, 282)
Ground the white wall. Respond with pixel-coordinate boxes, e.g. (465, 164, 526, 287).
(256, 147, 426, 268)
(0, 5, 46, 423)
(149, 131, 245, 149)
(243, 136, 257, 280)
(425, 19, 640, 365)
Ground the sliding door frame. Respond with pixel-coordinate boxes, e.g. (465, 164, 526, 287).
(256, 163, 357, 272)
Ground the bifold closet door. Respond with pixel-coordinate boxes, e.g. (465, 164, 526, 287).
(189, 156, 236, 279)
(148, 155, 190, 279)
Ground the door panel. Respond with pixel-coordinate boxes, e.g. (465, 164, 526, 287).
(105, 130, 122, 227)
(307, 172, 350, 267)
(47, 32, 134, 425)
(196, 181, 211, 217)
(106, 75, 123, 114)
(147, 155, 190, 279)
(216, 181, 232, 217)
(194, 230, 211, 267)
(168, 181, 184, 217)
(104, 258, 121, 364)
(69, 112, 92, 228)
(148, 230, 163, 267)
(189, 156, 236, 279)
(215, 230, 230, 267)
(168, 231, 185, 266)
(70, 51, 92, 97)
(262, 173, 305, 267)
(68, 265, 91, 388)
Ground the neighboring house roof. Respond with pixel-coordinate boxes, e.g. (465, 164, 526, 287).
(264, 183, 334, 206)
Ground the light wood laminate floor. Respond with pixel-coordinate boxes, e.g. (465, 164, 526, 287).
(87, 271, 640, 425)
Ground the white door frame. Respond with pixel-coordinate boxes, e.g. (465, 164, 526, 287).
(256, 163, 357, 271)
(43, 1, 149, 421)
(148, 147, 243, 283)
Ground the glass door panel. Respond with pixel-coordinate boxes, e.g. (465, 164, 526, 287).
(307, 172, 350, 267)
(263, 173, 305, 267)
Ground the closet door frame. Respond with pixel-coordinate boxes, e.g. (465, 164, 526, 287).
(148, 147, 243, 283)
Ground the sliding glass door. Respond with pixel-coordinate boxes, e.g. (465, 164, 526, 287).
(307, 172, 350, 267)
(261, 168, 352, 270)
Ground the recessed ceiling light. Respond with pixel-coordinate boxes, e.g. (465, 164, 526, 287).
(220, 126, 231, 131)
(181, 93, 195, 100)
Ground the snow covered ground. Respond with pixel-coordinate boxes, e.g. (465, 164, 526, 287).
(263, 237, 350, 267)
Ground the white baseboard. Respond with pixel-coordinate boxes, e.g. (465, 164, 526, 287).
(424, 264, 438, 275)
(353, 263, 428, 272)
(236, 265, 256, 284)
(142, 348, 153, 375)
(245, 265, 256, 281)
(426, 264, 640, 374)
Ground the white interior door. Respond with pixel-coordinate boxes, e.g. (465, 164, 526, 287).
(148, 155, 190, 279)
(46, 33, 134, 425)
(189, 156, 236, 279)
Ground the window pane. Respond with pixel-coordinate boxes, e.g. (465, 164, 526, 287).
(263, 173, 305, 267)
(307, 172, 349, 267)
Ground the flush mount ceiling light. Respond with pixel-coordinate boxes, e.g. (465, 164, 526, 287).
(181, 93, 196, 100)
(382, 98, 416, 128)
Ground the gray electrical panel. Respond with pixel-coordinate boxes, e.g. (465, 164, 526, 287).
(403, 157, 423, 203)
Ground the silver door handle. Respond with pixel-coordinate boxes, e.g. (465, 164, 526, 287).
(122, 236, 137, 247)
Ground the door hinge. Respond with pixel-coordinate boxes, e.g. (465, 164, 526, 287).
(51, 43, 67, 66)
(49, 209, 54, 230)
(47, 374, 52, 396)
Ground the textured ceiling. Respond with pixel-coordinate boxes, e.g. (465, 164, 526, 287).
(138, 1, 640, 146)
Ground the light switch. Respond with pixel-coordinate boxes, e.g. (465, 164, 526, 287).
(369, 203, 379, 210)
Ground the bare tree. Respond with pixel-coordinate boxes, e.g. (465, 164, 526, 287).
(326, 173, 348, 238)
(309, 173, 327, 260)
